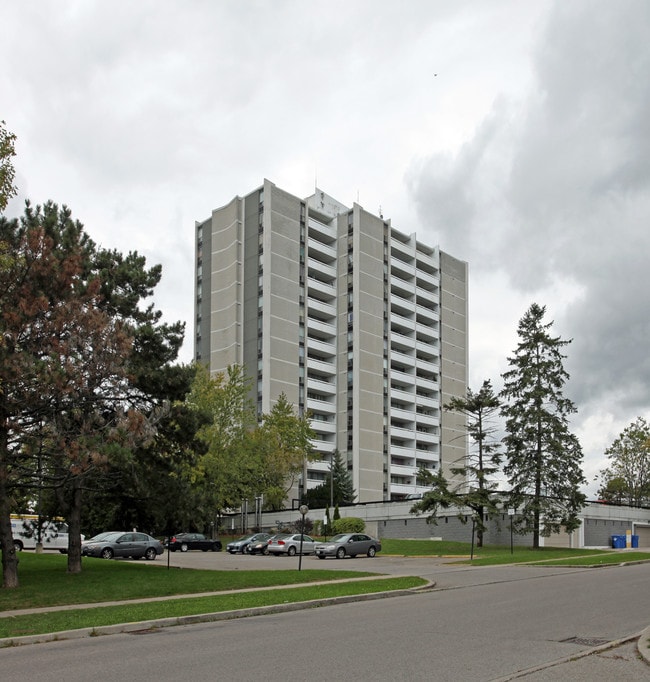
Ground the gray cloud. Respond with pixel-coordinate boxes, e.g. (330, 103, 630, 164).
(408, 2, 650, 433)
(4, 0, 646, 491)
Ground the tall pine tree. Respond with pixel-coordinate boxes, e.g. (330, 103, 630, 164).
(500, 303, 586, 548)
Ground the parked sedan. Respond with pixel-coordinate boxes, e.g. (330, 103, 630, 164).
(314, 533, 381, 559)
(167, 533, 222, 552)
(81, 531, 164, 560)
(268, 533, 316, 556)
(245, 534, 285, 555)
(226, 533, 271, 554)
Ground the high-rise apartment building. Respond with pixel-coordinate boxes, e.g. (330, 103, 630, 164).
(195, 180, 468, 503)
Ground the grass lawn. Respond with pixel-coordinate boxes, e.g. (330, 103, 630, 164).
(0, 552, 379, 611)
(380, 538, 650, 566)
(0, 576, 424, 640)
(0, 552, 425, 641)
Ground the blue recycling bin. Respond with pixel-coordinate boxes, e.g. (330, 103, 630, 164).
(632, 535, 639, 548)
(611, 535, 626, 549)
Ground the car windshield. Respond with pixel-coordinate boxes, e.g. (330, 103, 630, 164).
(330, 534, 350, 542)
(87, 532, 121, 542)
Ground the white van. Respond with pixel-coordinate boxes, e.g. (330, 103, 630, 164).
(10, 514, 79, 553)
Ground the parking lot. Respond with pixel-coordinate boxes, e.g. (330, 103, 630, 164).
(152, 545, 416, 575)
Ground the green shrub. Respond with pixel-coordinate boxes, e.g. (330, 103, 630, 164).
(332, 517, 365, 533)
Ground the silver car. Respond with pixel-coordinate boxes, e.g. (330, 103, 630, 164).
(226, 533, 271, 554)
(314, 533, 382, 559)
(268, 533, 316, 556)
(81, 531, 164, 560)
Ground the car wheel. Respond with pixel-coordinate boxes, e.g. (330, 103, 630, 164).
(336, 547, 345, 559)
(180, 543, 189, 552)
(101, 547, 114, 560)
(144, 547, 157, 561)
(287, 546, 297, 557)
(13, 540, 23, 552)
(367, 546, 377, 558)
(262, 547, 269, 555)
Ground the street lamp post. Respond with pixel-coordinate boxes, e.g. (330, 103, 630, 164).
(298, 504, 308, 571)
(508, 507, 515, 555)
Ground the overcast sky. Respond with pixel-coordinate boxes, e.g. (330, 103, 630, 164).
(2, 1, 648, 497)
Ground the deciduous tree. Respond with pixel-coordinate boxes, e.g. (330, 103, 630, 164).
(598, 417, 650, 507)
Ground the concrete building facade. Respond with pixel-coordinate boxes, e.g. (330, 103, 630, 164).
(195, 180, 468, 503)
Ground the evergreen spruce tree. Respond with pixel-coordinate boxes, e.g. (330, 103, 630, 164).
(329, 450, 355, 505)
(303, 450, 356, 507)
(411, 381, 501, 547)
(500, 303, 586, 548)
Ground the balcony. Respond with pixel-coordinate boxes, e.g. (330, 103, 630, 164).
(310, 438, 336, 455)
(415, 392, 438, 407)
(391, 275, 415, 299)
(308, 258, 337, 281)
(390, 256, 414, 280)
(389, 425, 416, 442)
(307, 316, 336, 340)
(310, 418, 337, 435)
(307, 376, 336, 396)
(415, 375, 438, 393)
(391, 312, 415, 334)
(307, 357, 336, 376)
(307, 276, 335, 299)
(416, 304, 439, 325)
(307, 335, 336, 355)
(415, 430, 439, 447)
(308, 239, 337, 263)
(415, 268, 437, 290)
(389, 463, 417, 478)
(308, 217, 336, 242)
(308, 298, 337, 320)
(307, 395, 336, 415)
(390, 386, 416, 406)
(391, 348, 415, 368)
(391, 236, 415, 259)
(391, 296, 416, 319)
(390, 329, 415, 350)
(390, 406, 415, 424)
(416, 356, 439, 376)
(416, 284, 439, 303)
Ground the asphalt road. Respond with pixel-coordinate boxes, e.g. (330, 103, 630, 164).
(3, 551, 649, 680)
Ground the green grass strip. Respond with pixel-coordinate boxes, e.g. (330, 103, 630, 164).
(0, 577, 425, 640)
(0, 553, 376, 611)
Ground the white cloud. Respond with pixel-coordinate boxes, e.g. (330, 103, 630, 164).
(2, 0, 647, 495)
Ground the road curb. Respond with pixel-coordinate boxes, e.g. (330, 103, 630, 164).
(638, 624, 650, 667)
(0, 580, 435, 648)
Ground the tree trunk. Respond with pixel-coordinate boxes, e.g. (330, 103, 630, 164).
(0, 461, 19, 588)
(66, 478, 83, 574)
